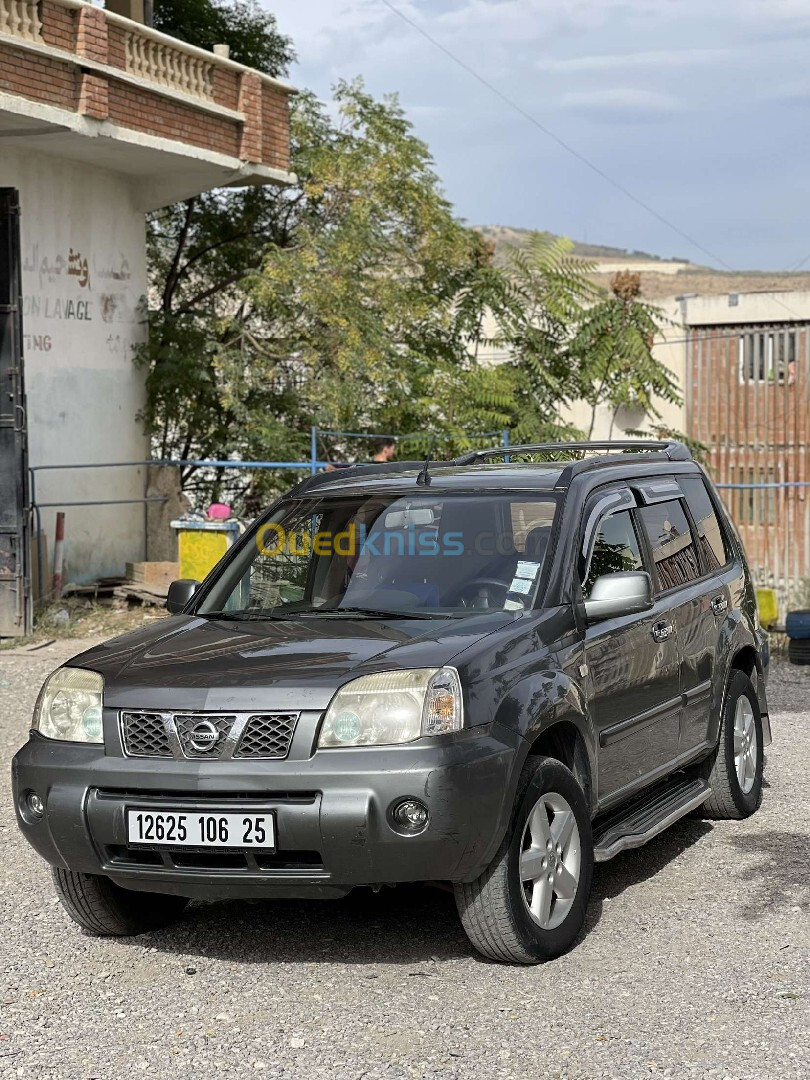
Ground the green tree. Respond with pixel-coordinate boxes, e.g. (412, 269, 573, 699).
(137, 0, 295, 499)
(237, 82, 506, 464)
(492, 233, 594, 443)
(151, 0, 294, 72)
(138, 77, 503, 502)
(491, 236, 680, 447)
(139, 3, 682, 506)
(571, 270, 680, 438)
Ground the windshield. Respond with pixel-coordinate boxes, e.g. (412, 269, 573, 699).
(197, 491, 559, 619)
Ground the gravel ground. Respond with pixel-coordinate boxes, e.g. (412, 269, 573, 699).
(0, 640, 808, 1080)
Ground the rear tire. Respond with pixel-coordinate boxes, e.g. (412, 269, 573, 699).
(52, 868, 188, 936)
(454, 756, 593, 964)
(700, 670, 763, 820)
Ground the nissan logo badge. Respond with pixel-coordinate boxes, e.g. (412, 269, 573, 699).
(189, 720, 220, 753)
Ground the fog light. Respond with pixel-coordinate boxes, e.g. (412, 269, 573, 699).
(391, 798, 429, 834)
(26, 792, 44, 818)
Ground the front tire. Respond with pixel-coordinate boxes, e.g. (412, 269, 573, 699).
(52, 868, 189, 936)
(700, 670, 764, 820)
(454, 756, 593, 964)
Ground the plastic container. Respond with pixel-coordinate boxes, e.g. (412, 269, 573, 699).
(171, 519, 241, 582)
(755, 587, 778, 630)
(785, 608, 810, 640)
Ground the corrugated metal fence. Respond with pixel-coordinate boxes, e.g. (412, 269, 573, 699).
(689, 322, 810, 613)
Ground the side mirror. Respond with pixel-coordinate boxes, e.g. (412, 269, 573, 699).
(166, 579, 200, 614)
(583, 571, 652, 623)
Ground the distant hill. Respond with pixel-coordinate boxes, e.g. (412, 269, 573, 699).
(476, 225, 693, 265)
(477, 225, 810, 301)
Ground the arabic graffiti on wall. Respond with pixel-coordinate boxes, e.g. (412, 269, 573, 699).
(21, 242, 144, 361)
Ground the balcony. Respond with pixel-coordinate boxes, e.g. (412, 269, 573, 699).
(0, 0, 295, 208)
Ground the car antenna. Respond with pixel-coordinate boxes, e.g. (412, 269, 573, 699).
(416, 437, 436, 487)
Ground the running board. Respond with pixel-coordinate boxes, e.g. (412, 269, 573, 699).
(593, 776, 711, 863)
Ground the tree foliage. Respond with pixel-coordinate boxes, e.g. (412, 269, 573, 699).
(570, 270, 680, 438)
(152, 0, 294, 73)
(138, 79, 505, 499)
(487, 236, 679, 444)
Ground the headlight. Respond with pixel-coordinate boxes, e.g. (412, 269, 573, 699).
(318, 668, 463, 748)
(33, 667, 104, 743)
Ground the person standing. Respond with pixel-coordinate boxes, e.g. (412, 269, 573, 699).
(371, 437, 397, 463)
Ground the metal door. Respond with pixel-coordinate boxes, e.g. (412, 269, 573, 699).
(0, 188, 31, 637)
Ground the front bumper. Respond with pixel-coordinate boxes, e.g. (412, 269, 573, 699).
(12, 719, 524, 900)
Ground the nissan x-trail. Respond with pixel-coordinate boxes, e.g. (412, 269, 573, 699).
(12, 441, 770, 963)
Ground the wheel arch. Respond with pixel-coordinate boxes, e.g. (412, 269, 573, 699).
(526, 720, 594, 814)
(730, 643, 759, 680)
(709, 639, 770, 751)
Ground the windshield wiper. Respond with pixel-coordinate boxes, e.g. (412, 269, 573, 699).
(300, 606, 453, 620)
(198, 610, 302, 621)
(200, 606, 455, 622)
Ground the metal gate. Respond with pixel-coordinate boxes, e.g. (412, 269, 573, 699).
(0, 188, 31, 637)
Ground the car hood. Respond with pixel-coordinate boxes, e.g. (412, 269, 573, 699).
(74, 612, 515, 711)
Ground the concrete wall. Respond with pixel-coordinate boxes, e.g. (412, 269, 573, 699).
(0, 146, 148, 585)
(679, 290, 810, 327)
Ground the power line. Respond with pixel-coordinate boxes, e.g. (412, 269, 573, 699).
(380, 2, 810, 324)
(379, 0, 734, 271)
(786, 251, 810, 273)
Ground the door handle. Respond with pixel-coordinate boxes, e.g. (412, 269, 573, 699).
(711, 595, 728, 615)
(652, 621, 673, 643)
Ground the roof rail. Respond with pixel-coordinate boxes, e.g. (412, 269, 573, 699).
(452, 440, 692, 466)
(288, 440, 692, 497)
(289, 460, 429, 496)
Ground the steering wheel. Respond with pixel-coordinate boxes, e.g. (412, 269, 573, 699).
(455, 577, 513, 609)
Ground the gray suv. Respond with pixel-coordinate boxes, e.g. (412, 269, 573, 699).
(12, 441, 770, 964)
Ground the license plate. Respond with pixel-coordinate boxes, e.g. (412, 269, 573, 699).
(126, 809, 276, 849)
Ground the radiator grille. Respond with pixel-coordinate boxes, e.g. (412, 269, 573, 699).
(235, 714, 298, 759)
(119, 711, 299, 760)
(121, 712, 172, 758)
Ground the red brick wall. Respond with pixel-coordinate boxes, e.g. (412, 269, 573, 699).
(0, 42, 76, 109)
(214, 68, 240, 112)
(107, 24, 127, 71)
(3, 6, 292, 175)
(78, 74, 109, 120)
(75, 4, 108, 64)
(238, 72, 263, 162)
(40, 0, 77, 52)
(107, 82, 240, 157)
(262, 85, 291, 172)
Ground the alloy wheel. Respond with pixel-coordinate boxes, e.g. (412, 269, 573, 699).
(519, 791, 581, 930)
(733, 695, 758, 795)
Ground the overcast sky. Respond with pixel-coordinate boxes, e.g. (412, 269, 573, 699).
(267, 0, 810, 271)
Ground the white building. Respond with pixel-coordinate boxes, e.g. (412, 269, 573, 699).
(0, 0, 295, 634)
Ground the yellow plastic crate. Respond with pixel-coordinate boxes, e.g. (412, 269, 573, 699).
(171, 520, 240, 582)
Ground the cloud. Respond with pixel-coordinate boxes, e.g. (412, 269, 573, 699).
(536, 48, 732, 74)
(557, 87, 684, 118)
(267, 0, 810, 268)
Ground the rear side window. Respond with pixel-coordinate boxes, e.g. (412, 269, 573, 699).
(638, 500, 701, 590)
(583, 510, 644, 597)
(680, 477, 730, 570)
